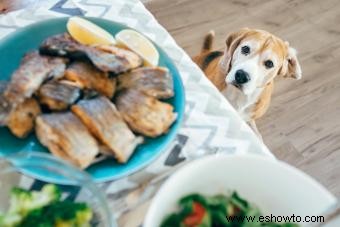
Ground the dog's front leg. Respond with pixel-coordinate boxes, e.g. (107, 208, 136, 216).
(248, 120, 263, 141)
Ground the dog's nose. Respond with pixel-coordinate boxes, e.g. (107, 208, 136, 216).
(235, 69, 250, 84)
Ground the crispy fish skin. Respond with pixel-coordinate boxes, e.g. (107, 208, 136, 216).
(71, 96, 143, 163)
(7, 98, 41, 138)
(47, 57, 67, 80)
(39, 33, 83, 57)
(116, 89, 177, 137)
(35, 112, 99, 169)
(117, 67, 174, 99)
(0, 81, 11, 125)
(40, 34, 140, 74)
(96, 45, 142, 71)
(37, 80, 81, 111)
(4, 52, 67, 105)
(65, 61, 116, 98)
(86, 46, 130, 74)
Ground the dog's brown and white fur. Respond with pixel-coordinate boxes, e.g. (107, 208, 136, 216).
(193, 28, 302, 137)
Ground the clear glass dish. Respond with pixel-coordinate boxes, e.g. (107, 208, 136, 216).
(0, 152, 116, 227)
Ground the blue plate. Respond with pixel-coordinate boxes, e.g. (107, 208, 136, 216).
(0, 17, 185, 184)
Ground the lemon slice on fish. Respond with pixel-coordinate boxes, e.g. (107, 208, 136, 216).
(115, 29, 159, 66)
(67, 17, 116, 45)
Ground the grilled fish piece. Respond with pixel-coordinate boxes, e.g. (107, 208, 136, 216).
(71, 96, 143, 163)
(116, 89, 177, 137)
(1, 81, 41, 136)
(7, 98, 41, 138)
(0, 81, 11, 125)
(48, 58, 67, 80)
(96, 45, 142, 72)
(35, 112, 99, 169)
(117, 67, 174, 99)
(86, 45, 141, 74)
(65, 61, 116, 98)
(40, 34, 142, 74)
(4, 52, 67, 105)
(37, 80, 81, 111)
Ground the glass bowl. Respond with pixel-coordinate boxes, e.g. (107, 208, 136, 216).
(0, 152, 116, 227)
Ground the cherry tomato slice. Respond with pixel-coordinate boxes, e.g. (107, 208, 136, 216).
(183, 202, 206, 226)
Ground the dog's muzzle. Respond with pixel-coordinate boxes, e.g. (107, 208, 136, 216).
(235, 69, 250, 84)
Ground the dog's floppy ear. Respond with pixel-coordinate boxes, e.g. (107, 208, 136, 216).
(220, 28, 249, 73)
(279, 44, 302, 80)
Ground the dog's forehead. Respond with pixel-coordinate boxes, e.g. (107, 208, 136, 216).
(241, 32, 287, 59)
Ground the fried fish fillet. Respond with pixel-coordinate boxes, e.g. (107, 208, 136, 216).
(4, 52, 67, 105)
(117, 67, 174, 99)
(0, 81, 11, 125)
(65, 61, 116, 98)
(7, 98, 41, 138)
(71, 96, 143, 163)
(116, 89, 177, 137)
(1, 81, 41, 137)
(35, 113, 99, 169)
(96, 45, 143, 73)
(37, 80, 81, 111)
(40, 34, 142, 74)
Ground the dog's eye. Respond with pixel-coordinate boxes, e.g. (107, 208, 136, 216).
(264, 60, 274, 69)
(241, 46, 250, 55)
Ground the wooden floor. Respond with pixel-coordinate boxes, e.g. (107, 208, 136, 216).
(146, 0, 340, 197)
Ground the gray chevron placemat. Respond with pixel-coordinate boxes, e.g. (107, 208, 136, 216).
(0, 0, 273, 226)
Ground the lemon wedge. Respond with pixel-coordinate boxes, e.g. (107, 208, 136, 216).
(67, 17, 116, 45)
(115, 29, 159, 66)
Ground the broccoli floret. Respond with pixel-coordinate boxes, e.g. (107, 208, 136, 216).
(1, 184, 61, 227)
(18, 208, 53, 227)
(75, 206, 93, 226)
(55, 208, 92, 227)
(0, 188, 33, 227)
(0, 213, 22, 227)
(31, 184, 61, 209)
(55, 220, 76, 227)
(47, 201, 92, 222)
(1, 185, 92, 227)
(9, 184, 61, 216)
(20, 201, 93, 227)
(8, 188, 33, 215)
(54, 201, 93, 227)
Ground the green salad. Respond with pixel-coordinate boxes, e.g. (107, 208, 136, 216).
(0, 184, 92, 227)
(161, 192, 299, 227)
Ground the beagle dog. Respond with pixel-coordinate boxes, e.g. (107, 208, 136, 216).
(193, 28, 302, 138)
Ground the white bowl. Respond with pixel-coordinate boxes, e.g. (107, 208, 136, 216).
(144, 154, 336, 227)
